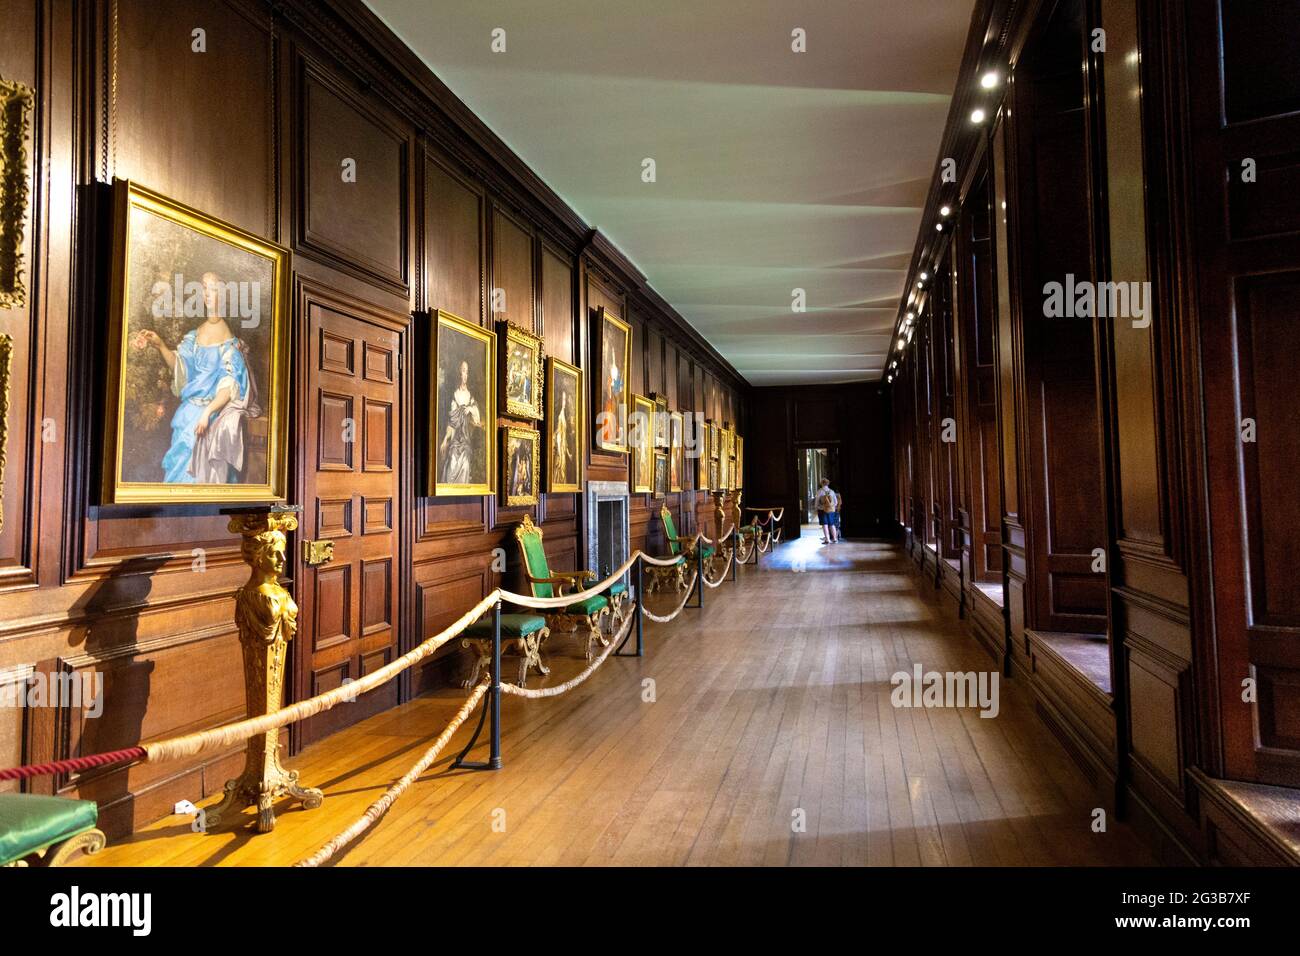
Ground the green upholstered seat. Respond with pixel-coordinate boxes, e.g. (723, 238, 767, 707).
(0, 794, 98, 866)
(701, 544, 716, 560)
(565, 595, 609, 616)
(465, 614, 548, 637)
(519, 525, 556, 598)
(606, 582, 627, 596)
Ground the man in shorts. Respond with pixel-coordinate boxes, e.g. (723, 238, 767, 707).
(814, 478, 839, 544)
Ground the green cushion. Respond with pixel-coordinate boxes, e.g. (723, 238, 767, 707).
(700, 545, 716, 560)
(0, 794, 98, 866)
(565, 595, 609, 616)
(606, 582, 627, 596)
(661, 511, 680, 554)
(521, 532, 553, 598)
(741, 524, 758, 534)
(466, 613, 547, 637)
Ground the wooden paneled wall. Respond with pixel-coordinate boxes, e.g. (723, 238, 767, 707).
(888, 0, 1300, 865)
(0, 0, 745, 835)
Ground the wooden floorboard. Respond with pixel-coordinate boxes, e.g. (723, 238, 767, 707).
(78, 536, 1157, 867)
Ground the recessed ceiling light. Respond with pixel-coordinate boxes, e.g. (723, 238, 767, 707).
(971, 108, 986, 124)
(920, 272, 929, 281)
(935, 223, 944, 232)
(906, 311, 915, 320)
(940, 205, 952, 217)
(980, 71, 1000, 89)
(897, 338, 906, 349)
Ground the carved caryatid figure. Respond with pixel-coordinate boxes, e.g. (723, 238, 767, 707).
(206, 510, 322, 833)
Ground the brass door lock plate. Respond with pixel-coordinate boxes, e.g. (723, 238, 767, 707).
(302, 539, 335, 566)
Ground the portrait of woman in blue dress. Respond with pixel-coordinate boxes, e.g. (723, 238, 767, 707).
(135, 271, 261, 484)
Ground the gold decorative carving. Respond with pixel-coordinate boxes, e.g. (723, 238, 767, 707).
(206, 509, 323, 833)
(461, 624, 550, 688)
(0, 77, 34, 310)
(0, 334, 10, 534)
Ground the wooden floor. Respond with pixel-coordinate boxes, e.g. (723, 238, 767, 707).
(80, 536, 1156, 866)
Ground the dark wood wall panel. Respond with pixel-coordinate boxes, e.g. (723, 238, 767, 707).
(114, 0, 274, 237)
(300, 60, 409, 290)
(0, 0, 748, 840)
(424, 153, 484, 324)
(491, 206, 535, 330)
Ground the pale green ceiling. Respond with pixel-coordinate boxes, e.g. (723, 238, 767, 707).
(366, 0, 971, 385)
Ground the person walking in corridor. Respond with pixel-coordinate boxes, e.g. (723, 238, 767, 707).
(815, 478, 840, 544)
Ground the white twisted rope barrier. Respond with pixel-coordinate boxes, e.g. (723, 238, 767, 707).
(702, 547, 736, 588)
(499, 611, 633, 699)
(642, 570, 700, 623)
(143, 591, 500, 763)
(294, 678, 491, 868)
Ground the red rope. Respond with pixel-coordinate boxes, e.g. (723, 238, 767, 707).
(0, 746, 146, 782)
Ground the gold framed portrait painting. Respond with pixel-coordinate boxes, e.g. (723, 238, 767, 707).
(546, 357, 582, 493)
(502, 424, 540, 507)
(500, 321, 544, 421)
(102, 180, 290, 504)
(653, 452, 668, 500)
(594, 307, 631, 453)
(669, 410, 684, 492)
(652, 393, 669, 448)
(735, 434, 744, 490)
(631, 393, 655, 493)
(430, 309, 496, 496)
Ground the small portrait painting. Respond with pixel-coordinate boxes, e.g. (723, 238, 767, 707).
(652, 394, 669, 448)
(595, 308, 631, 453)
(503, 425, 540, 507)
(103, 180, 289, 503)
(631, 393, 655, 493)
(735, 434, 744, 490)
(501, 322, 544, 420)
(653, 452, 668, 500)
(431, 310, 496, 496)
(546, 357, 582, 493)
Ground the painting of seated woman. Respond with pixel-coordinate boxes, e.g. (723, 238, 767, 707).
(429, 309, 496, 496)
(103, 181, 289, 504)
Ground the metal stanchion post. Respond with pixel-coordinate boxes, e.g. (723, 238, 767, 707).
(635, 557, 645, 656)
(489, 598, 502, 769)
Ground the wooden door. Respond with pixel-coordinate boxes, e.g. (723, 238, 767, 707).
(295, 295, 403, 747)
(1187, 0, 1300, 786)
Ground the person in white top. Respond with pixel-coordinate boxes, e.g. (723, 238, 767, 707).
(814, 478, 840, 544)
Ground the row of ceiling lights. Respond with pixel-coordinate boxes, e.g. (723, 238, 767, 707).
(885, 70, 1001, 385)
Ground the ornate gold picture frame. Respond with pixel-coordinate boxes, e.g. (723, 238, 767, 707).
(0, 77, 34, 310)
(631, 393, 655, 493)
(669, 410, 684, 493)
(651, 393, 669, 448)
(430, 309, 497, 496)
(546, 357, 582, 493)
(653, 452, 668, 500)
(502, 424, 540, 507)
(500, 321, 544, 421)
(102, 180, 290, 504)
(735, 434, 744, 490)
(594, 307, 631, 453)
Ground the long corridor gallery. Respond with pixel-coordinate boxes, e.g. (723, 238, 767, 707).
(1, 0, 1297, 935)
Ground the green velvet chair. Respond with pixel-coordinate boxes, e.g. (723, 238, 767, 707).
(461, 613, 550, 687)
(658, 505, 712, 588)
(0, 794, 106, 867)
(514, 514, 611, 660)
